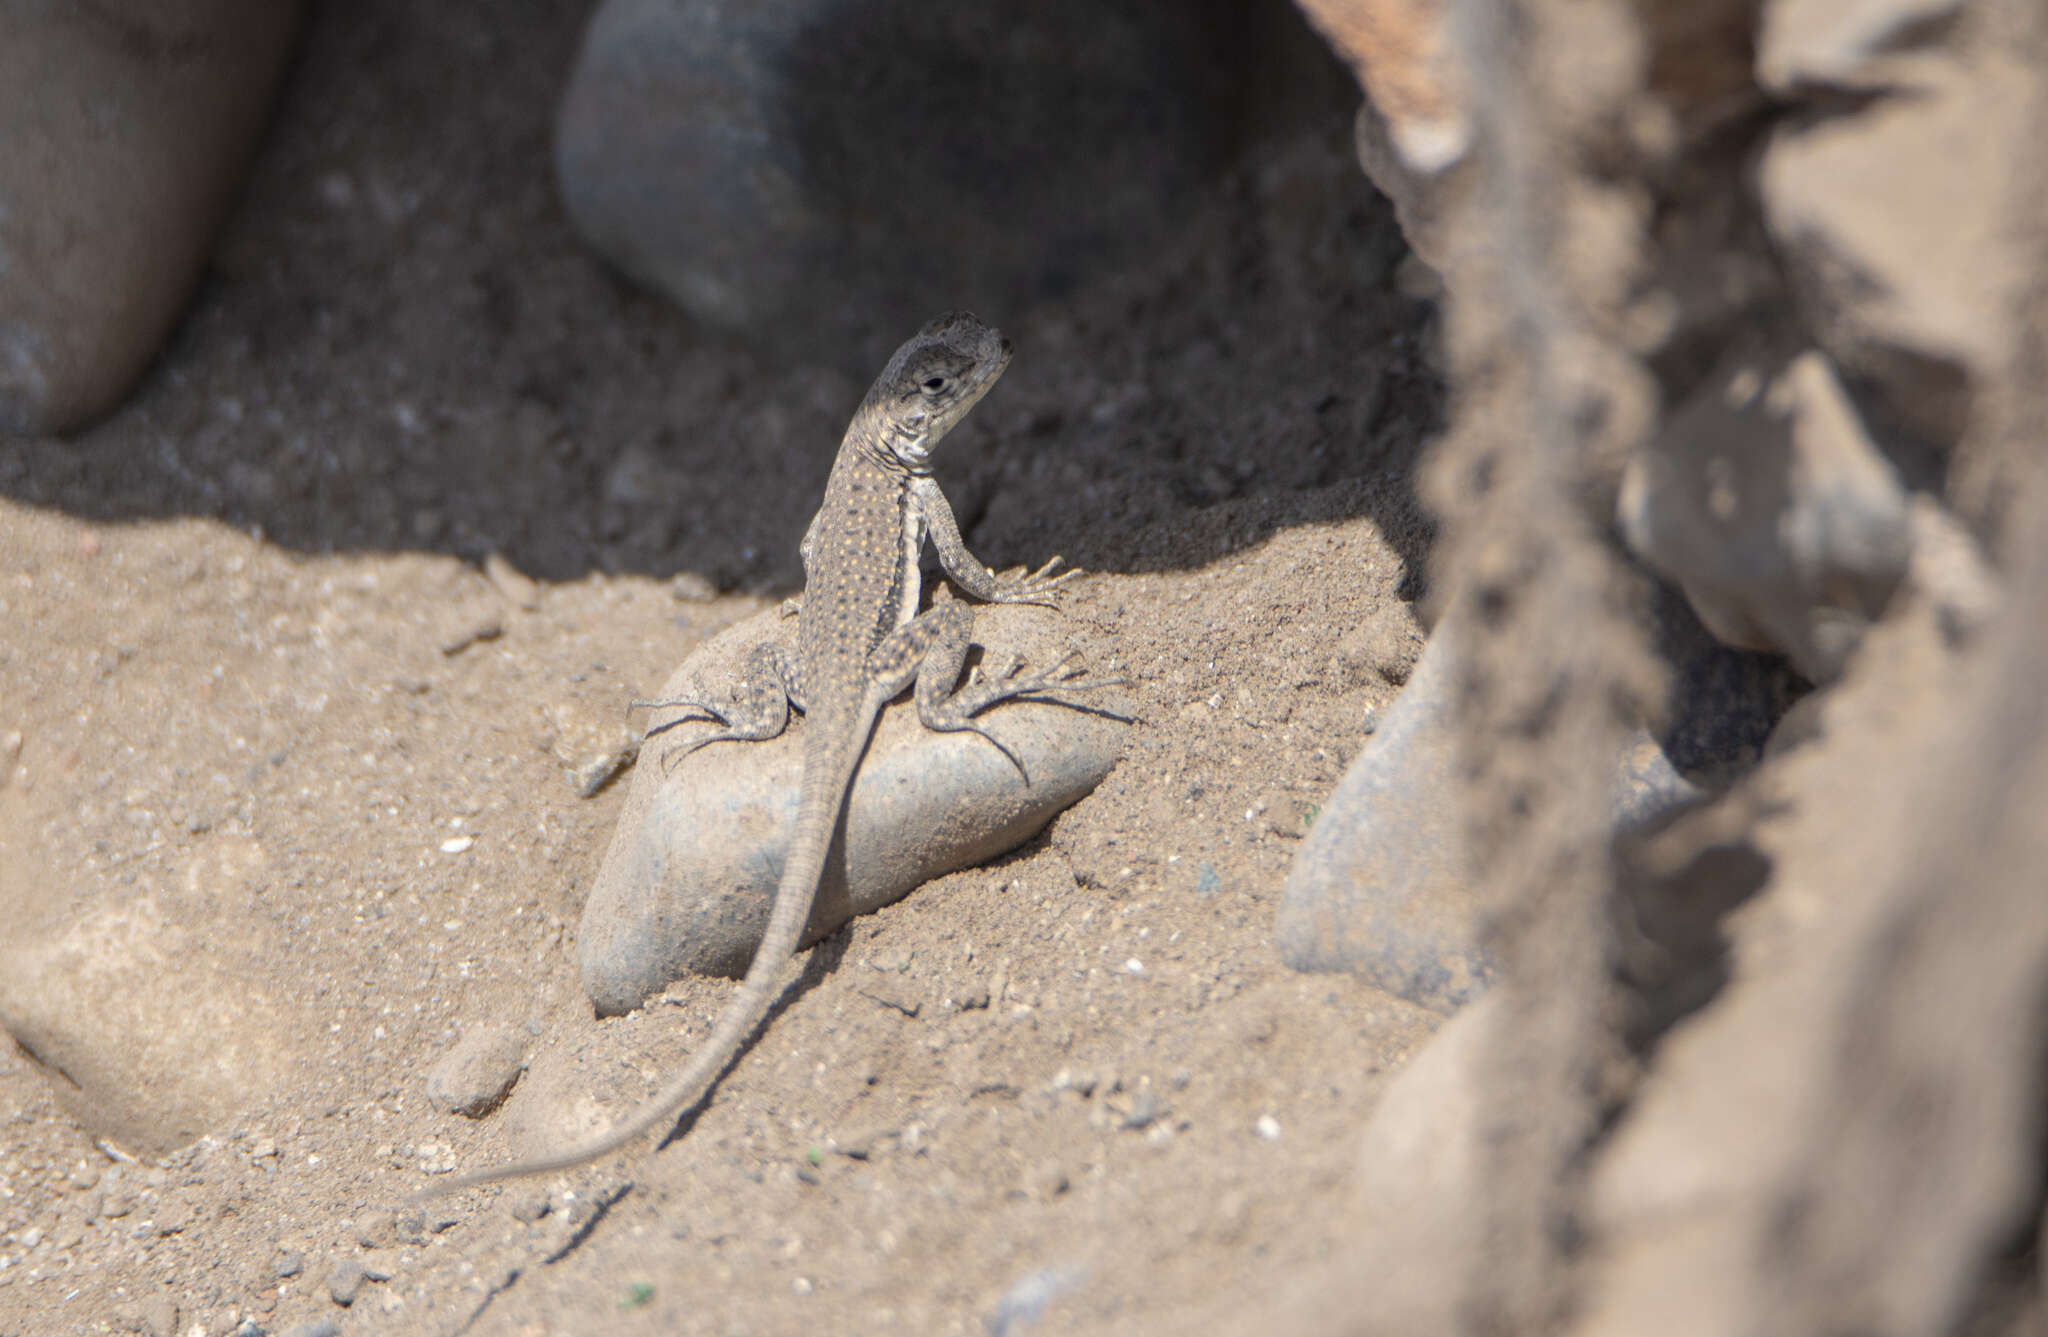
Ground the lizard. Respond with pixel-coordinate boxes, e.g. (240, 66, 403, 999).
(435, 311, 1118, 1193)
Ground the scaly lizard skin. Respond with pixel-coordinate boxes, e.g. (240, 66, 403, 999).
(438, 312, 1116, 1191)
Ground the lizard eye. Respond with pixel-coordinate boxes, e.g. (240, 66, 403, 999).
(922, 376, 949, 394)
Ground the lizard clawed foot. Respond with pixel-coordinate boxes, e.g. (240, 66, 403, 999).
(939, 651, 1134, 780)
(632, 695, 732, 737)
(987, 557, 1083, 607)
(967, 652, 1022, 689)
(989, 652, 1137, 724)
(946, 647, 1130, 728)
(630, 644, 798, 775)
(632, 693, 784, 773)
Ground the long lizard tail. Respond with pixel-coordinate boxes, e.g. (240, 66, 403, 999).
(425, 713, 867, 1196)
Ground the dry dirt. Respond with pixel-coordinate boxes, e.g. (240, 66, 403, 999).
(0, 5, 1452, 1335)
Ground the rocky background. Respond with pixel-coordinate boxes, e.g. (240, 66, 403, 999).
(1286, 0, 2048, 1333)
(0, 0, 2043, 1335)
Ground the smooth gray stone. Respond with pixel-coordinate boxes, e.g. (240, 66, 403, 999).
(1346, 991, 1504, 1332)
(1618, 347, 1913, 684)
(1756, 9, 2023, 452)
(424, 1024, 529, 1118)
(580, 603, 1129, 1016)
(552, 0, 1242, 364)
(1275, 607, 1495, 1013)
(1277, 591, 1791, 1013)
(0, 1, 303, 434)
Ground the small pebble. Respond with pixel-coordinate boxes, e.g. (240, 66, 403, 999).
(154, 1199, 191, 1235)
(669, 571, 719, 602)
(572, 742, 636, 798)
(352, 1210, 394, 1248)
(439, 835, 475, 855)
(1255, 1114, 1282, 1141)
(437, 610, 503, 656)
(425, 1024, 527, 1118)
(411, 1141, 456, 1176)
(137, 1293, 178, 1337)
(508, 1191, 551, 1225)
(1262, 795, 1314, 839)
(328, 1259, 367, 1307)
(988, 1262, 1089, 1337)
(280, 1319, 342, 1337)
(1048, 1068, 1099, 1098)
(1120, 1088, 1163, 1131)
(483, 550, 542, 610)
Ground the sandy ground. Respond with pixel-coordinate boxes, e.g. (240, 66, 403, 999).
(0, 5, 1452, 1334)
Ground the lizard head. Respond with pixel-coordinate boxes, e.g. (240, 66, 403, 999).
(857, 311, 1012, 472)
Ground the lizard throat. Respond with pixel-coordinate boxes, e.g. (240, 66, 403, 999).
(880, 425, 935, 475)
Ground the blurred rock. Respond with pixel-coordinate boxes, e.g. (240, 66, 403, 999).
(554, 0, 1243, 364)
(1279, 592, 1788, 1012)
(1294, 0, 1468, 269)
(1757, 0, 1967, 93)
(1349, 96, 1468, 273)
(1293, 0, 1467, 172)
(1758, 5, 2031, 449)
(1902, 493, 2001, 641)
(0, 891, 291, 1152)
(1347, 992, 1501, 1330)
(1619, 346, 1912, 682)
(1273, 606, 1495, 1013)
(0, 1, 304, 435)
(425, 1024, 529, 1118)
(1575, 508, 2048, 1337)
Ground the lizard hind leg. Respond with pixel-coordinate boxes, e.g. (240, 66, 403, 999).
(944, 650, 1135, 732)
(634, 641, 800, 772)
(874, 602, 1125, 786)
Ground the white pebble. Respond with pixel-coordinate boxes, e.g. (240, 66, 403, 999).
(1254, 1114, 1282, 1141)
(1124, 958, 1145, 974)
(439, 835, 476, 854)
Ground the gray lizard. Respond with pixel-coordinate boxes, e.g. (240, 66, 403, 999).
(438, 312, 1115, 1191)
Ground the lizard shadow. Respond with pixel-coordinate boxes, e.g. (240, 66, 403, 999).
(648, 928, 854, 1154)
(1, 0, 1435, 603)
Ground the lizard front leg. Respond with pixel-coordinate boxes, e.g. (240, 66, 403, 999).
(910, 477, 1081, 606)
(634, 641, 804, 771)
